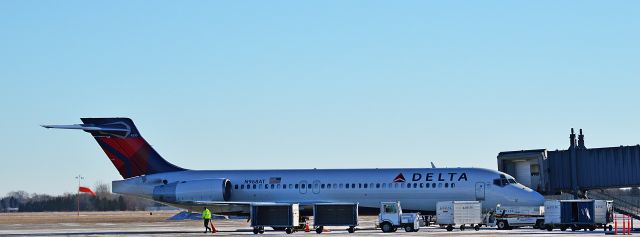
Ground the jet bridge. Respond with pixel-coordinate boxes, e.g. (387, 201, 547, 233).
(499, 129, 640, 195)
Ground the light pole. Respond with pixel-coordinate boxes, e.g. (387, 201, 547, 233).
(75, 175, 84, 216)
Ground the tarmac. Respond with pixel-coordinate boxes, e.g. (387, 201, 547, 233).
(0, 211, 636, 236)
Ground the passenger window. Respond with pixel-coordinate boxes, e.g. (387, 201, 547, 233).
(314, 183, 318, 189)
(345, 183, 350, 189)
(234, 185, 238, 189)
(395, 183, 399, 188)
(359, 183, 362, 188)
(407, 184, 411, 189)
(438, 183, 442, 188)
(376, 183, 380, 188)
(295, 184, 299, 189)
(351, 184, 355, 189)
(364, 183, 368, 188)
(445, 183, 449, 188)
(265, 184, 269, 189)
(382, 183, 387, 188)
(339, 184, 344, 189)
(451, 183, 455, 188)
(419, 183, 423, 188)
(413, 183, 417, 188)
(277, 184, 281, 189)
(425, 183, 429, 188)
(321, 184, 325, 189)
(283, 184, 286, 189)
(432, 183, 436, 188)
(271, 184, 275, 189)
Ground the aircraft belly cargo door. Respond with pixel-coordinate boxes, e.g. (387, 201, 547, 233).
(475, 182, 485, 201)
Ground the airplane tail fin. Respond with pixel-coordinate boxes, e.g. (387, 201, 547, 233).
(43, 118, 185, 179)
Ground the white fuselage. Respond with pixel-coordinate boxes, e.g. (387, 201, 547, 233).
(113, 167, 544, 215)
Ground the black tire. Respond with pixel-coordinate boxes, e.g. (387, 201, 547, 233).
(571, 225, 577, 232)
(253, 227, 259, 234)
(381, 222, 393, 233)
(446, 225, 453, 231)
(546, 225, 553, 231)
(497, 221, 508, 230)
(460, 224, 466, 231)
(316, 227, 322, 234)
(560, 225, 567, 231)
(348, 226, 355, 233)
(285, 228, 293, 234)
(609, 225, 613, 232)
(474, 225, 480, 231)
(404, 225, 415, 232)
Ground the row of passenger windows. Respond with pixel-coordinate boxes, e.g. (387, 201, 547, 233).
(233, 182, 456, 190)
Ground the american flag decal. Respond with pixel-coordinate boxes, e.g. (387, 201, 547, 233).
(269, 177, 282, 184)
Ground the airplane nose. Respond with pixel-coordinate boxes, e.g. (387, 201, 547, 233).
(522, 191, 545, 206)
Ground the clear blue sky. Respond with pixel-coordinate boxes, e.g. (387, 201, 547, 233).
(1, 1, 638, 195)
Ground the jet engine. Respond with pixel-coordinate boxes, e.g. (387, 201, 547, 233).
(152, 178, 231, 203)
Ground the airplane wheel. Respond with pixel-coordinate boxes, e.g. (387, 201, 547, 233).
(446, 225, 453, 231)
(381, 222, 393, 233)
(348, 226, 355, 233)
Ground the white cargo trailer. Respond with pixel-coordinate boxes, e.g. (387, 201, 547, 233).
(544, 200, 613, 232)
(436, 201, 482, 231)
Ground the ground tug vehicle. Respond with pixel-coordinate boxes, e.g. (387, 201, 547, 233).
(378, 201, 420, 232)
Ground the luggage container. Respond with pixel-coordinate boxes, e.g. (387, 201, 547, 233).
(436, 201, 482, 231)
(543, 200, 613, 232)
(313, 203, 358, 234)
(250, 203, 300, 234)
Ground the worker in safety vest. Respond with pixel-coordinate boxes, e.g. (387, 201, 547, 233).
(202, 207, 212, 233)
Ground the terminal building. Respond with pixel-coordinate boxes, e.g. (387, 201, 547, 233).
(497, 129, 640, 219)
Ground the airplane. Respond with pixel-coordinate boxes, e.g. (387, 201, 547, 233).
(42, 117, 544, 216)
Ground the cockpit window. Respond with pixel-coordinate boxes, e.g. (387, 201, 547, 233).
(493, 178, 517, 187)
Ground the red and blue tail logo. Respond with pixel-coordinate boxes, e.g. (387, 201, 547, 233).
(44, 118, 185, 179)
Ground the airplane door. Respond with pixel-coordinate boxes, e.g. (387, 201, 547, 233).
(475, 182, 485, 201)
(299, 180, 308, 194)
(312, 180, 320, 194)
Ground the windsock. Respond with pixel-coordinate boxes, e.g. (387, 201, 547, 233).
(79, 186, 96, 196)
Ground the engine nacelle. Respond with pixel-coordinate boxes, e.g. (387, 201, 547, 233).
(152, 179, 231, 203)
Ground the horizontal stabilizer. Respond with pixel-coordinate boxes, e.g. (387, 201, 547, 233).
(41, 124, 130, 132)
